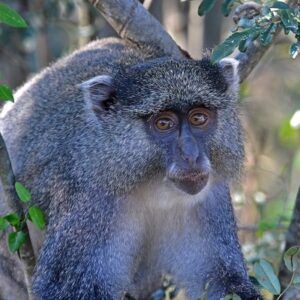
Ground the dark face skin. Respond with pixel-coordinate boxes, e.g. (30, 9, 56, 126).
(147, 107, 216, 195)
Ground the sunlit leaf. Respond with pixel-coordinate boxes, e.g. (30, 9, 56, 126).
(0, 84, 14, 102)
(15, 182, 31, 203)
(253, 259, 281, 295)
(7, 231, 27, 252)
(211, 27, 261, 62)
(28, 206, 46, 230)
(289, 42, 300, 59)
(198, 0, 217, 16)
(0, 3, 27, 28)
(0, 217, 9, 230)
(284, 246, 300, 272)
(278, 9, 298, 33)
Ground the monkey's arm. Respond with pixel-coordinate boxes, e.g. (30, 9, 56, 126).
(197, 183, 261, 300)
(32, 188, 134, 300)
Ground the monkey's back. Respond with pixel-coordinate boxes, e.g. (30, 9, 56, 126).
(0, 38, 149, 211)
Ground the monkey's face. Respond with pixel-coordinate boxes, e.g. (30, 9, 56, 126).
(146, 107, 216, 195)
(80, 57, 244, 194)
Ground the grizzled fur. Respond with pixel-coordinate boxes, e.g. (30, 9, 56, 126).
(0, 38, 259, 300)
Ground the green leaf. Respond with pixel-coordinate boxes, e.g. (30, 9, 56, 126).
(0, 3, 27, 28)
(0, 217, 9, 230)
(28, 206, 45, 230)
(221, 0, 235, 17)
(292, 275, 300, 289)
(198, 0, 217, 16)
(289, 42, 300, 59)
(15, 182, 31, 203)
(253, 259, 281, 295)
(0, 84, 14, 102)
(211, 27, 261, 63)
(278, 9, 298, 34)
(4, 213, 20, 227)
(261, 5, 271, 16)
(7, 231, 27, 252)
(284, 246, 300, 272)
(256, 219, 278, 237)
(278, 118, 300, 148)
(271, 2, 290, 9)
(238, 38, 248, 52)
(260, 23, 277, 46)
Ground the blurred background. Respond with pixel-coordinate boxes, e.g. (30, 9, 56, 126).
(0, 0, 299, 272)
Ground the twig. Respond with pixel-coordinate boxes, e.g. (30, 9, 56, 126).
(0, 133, 36, 300)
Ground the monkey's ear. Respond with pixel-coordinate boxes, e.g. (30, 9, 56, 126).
(78, 75, 116, 111)
(219, 58, 239, 93)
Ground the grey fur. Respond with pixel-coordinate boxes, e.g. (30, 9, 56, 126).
(0, 38, 259, 300)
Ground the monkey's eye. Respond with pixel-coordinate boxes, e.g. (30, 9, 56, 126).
(153, 112, 178, 132)
(188, 108, 210, 127)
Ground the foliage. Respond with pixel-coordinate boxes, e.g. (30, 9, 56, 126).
(0, 2, 27, 101)
(0, 84, 13, 102)
(250, 247, 300, 299)
(0, 2, 45, 253)
(0, 182, 45, 252)
(197, 246, 300, 299)
(197, 0, 300, 62)
(0, 2, 27, 27)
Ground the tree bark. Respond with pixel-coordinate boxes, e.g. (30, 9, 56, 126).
(87, 0, 183, 58)
(203, 0, 222, 51)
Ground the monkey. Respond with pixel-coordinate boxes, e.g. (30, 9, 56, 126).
(0, 38, 261, 300)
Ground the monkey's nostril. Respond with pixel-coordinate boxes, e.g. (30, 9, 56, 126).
(180, 152, 198, 168)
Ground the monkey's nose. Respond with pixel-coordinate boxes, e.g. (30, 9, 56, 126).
(179, 137, 199, 167)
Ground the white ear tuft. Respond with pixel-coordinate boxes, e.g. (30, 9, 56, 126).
(78, 75, 116, 111)
(219, 58, 240, 93)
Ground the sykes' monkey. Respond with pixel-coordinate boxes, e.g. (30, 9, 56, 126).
(0, 38, 261, 300)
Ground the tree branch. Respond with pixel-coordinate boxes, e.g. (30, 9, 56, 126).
(87, 0, 183, 58)
(236, 0, 299, 82)
(0, 133, 36, 300)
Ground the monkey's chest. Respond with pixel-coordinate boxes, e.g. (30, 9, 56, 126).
(127, 236, 187, 300)
(126, 207, 193, 299)
(123, 180, 200, 299)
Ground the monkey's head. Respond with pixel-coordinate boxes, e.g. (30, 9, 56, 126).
(80, 57, 243, 196)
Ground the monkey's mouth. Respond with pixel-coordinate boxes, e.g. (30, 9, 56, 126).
(168, 170, 209, 195)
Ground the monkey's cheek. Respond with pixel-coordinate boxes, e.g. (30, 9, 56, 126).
(171, 174, 209, 195)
